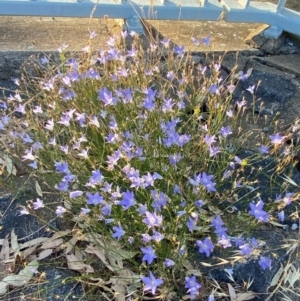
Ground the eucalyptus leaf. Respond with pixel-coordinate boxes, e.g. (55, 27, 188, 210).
(0, 260, 39, 294)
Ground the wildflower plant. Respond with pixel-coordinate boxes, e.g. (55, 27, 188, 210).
(0, 29, 300, 300)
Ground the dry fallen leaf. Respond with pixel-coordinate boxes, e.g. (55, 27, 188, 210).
(116, 269, 140, 285)
(75, 249, 85, 263)
(208, 205, 222, 215)
(0, 235, 9, 261)
(41, 238, 64, 249)
(269, 221, 286, 228)
(111, 283, 126, 301)
(66, 253, 94, 274)
(0, 260, 6, 279)
(30, 249, 53, 261)
(270, 263, 284, 287)
(49, 230, 71, 240)
(83, 233, 104, 245)
(63, 231, 80, 254)
(85, 244, 115, 272)
(89, 277, 111, 287)
(199, 262, 212, 267)
(22, 244, 39, 259)
(182, 259, 202, 276)
(228, 283, 237, 301)
(19, 237, 49, 250)
(237, 292, 257, 301)
(284, 264, 300, 288)
(84, 236, 136, 272)
(106, 240, 137, 261)
(35, 180, 43, 197)
(107, 253, 123, 271)
(63, 199, 72, 210)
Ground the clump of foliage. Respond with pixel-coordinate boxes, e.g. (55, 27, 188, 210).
(0, 30, 299, 300)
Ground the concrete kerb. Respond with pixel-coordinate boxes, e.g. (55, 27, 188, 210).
(0, 16, 290, 50)
(1, 16, 299, 78)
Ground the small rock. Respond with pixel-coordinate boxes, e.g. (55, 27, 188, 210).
(245, 24, 286, 54)
(190, 55, 201, 64)
(0, 70, 11, 80)
(278, 45, 300, 55)
(221, 52, 249, 73)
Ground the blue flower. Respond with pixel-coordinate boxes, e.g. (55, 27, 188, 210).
(174, 45, 185, 57)
(195, 200, 204, 208)
(141, 246, 157, 264)
(160, 38, 170, 48)
(239, 243, 253, 256)
(151, 231, 164, 242)
(199, 172, 217, 192)
(258, 145, 269, 154)
(218, 235, 232, 249)
(259, 256, 272, 270)
(141, 271, 164, 295)
(219, 126, 232, 138)
(278, 210, 285, 222)
(54, 161, 70, 174)
(164, 258, 175, 267)
(269, 133, 284, 145)
(32, 198, 44, 210)
(98, 87, 114, 106)
(190, 172, 217, 193)
(196, 237, 214, 257)
(112, 224, 125, 240)
(143, 211, 163, 228)
(191, 37, 199, 46)
(86, 192, 104, 205)
(202, 35, 210, 46)
(234, 236, 245, 247)
(185, 276, 201, 298)
(120, 190, 136, 210)
(211, 215, 224, 229)
(186, 215, 198, 232)
(69, 190, 83, 198)
(249, 200, 269, 222)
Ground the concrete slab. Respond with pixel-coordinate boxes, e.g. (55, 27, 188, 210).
(0, 15, 266, 81)
(0, 15, 297, 55)
(262, 54, 300, 77)
(0, 16, 123, 52)
(0, 16, 264, 53)
(146, 20, 262, 52)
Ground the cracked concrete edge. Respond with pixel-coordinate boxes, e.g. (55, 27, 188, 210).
(0, 16, 300, 82)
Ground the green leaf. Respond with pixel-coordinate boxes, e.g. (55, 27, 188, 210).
(4, 155, 13, 175)
(11, 229, 20, 258)
(35, 180, 43, 197)
(0, 260, 39, 294)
